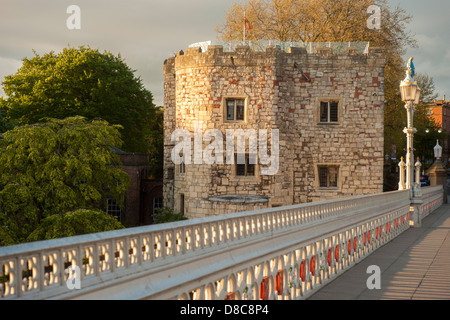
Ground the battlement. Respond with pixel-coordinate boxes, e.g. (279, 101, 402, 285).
(164, 41, 386, 74)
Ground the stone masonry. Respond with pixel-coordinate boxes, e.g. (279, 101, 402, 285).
(163, 43, 386, 219)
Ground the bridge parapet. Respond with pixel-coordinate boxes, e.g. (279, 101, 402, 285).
(420, 185, 444, 220)
(0, 187, 443, 300)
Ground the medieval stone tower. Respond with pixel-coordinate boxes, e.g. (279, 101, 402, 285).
(163, 42, 386, 219)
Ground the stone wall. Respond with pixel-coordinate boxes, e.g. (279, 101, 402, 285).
(163, 44, 386, 219)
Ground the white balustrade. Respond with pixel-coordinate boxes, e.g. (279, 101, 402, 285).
(420, 185, 444, 219)
(0, 187, 444, 300)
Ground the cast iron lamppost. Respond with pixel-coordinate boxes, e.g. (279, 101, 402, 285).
(399, 57, 421, 197)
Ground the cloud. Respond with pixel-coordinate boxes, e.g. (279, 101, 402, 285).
(1, 0, 449, 103)
(397, 0, 450, 98)
(0, 56, 23, 96)
(0, 0, 232, 104)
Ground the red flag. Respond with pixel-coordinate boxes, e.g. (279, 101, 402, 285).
(245, 17, 253, 31)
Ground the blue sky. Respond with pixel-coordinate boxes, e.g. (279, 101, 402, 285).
(0, 0, 449, 106)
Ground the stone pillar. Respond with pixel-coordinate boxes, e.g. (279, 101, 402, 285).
(398, 157, 406, 190)
(427, 158, 448, 204)
(410, 199, 423, 228)
(413, 158, 422, 198)
(410, 158, 423, 228)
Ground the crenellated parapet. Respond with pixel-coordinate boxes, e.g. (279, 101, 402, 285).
(164, 43, 386, 73)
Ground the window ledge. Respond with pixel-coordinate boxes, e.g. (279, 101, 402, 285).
(317, 122, 340, 126)
(230, 176, 259, 182)
(318, 187, 340, 191)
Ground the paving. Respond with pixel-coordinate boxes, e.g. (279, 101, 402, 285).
(309, 203, 450, 300)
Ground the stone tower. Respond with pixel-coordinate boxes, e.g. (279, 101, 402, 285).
(163, 42, 386, 219)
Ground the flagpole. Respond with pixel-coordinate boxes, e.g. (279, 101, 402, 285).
(243, 11, 246, 43)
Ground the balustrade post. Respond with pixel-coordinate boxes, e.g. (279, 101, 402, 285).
(413, 158, 422, 198)
(398, 157, 406, 190)
(409, 199, 423, 228)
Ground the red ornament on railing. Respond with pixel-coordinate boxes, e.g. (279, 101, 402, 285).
(310, 256, 316, 277)
(225, 292, 236, 300)
(259, 276, 269, 300)
(300, 259, 306, 282)
(328, 248, 333, 266)
(275, 270, 284, 295)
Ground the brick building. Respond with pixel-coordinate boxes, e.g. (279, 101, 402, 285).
(163, 42, 386, 219)
(111, 148, 163, 226)
(427, 96, 450, 163)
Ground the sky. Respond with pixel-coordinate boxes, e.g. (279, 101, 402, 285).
(0, 0, 449, 106)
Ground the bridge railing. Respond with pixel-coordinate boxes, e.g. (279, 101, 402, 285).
(420, 185, 444, 220)
(0, 187, 443, 300)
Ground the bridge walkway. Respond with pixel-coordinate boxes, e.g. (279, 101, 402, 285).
(309, 204, 450, 300)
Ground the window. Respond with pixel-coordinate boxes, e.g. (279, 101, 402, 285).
(235, 153, 255, 177)
(318, 166, 339, 188)
(180, 194, 185, 215)
(179, 152, 186, 174)
(320, 101, 339, 123)
(153, 197, 163, 212)
(106, 199, 122, 221)
(226, 98, 245, 121)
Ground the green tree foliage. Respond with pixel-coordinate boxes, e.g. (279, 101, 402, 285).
(146, 107, 164, 179)
(153, 207, 187, 224)
(0, 108, 17, 133)
(0, 116, 129, 245)
(26, 209, 125, 243)
(0, 46, 156, 154)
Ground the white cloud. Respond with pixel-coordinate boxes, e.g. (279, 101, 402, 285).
(0, 56, 23, 97)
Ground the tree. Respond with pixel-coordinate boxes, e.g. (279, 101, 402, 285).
(146, 107, 164, 179)
(26, 209, 125, 243)
(217, 0, 415, 52)
(0, 108, 17, 133)
(0, 46, 156, 153)
(217, 0, 447, 163)
(0, 116, 130, 245)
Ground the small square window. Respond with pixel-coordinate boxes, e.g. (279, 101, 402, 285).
(320, 101, 339, 123)
(235, 153, 256, 177)
(106, 199, 122, 221)
(318, 166, 339, 188)
(226, 98, 245, 121)
(153, 198, 163, 212)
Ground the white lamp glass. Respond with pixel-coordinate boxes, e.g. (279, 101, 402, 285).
(400, 80, 418, 102)
(414, 87, 421, 105)
(434, 140, 442, 159)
